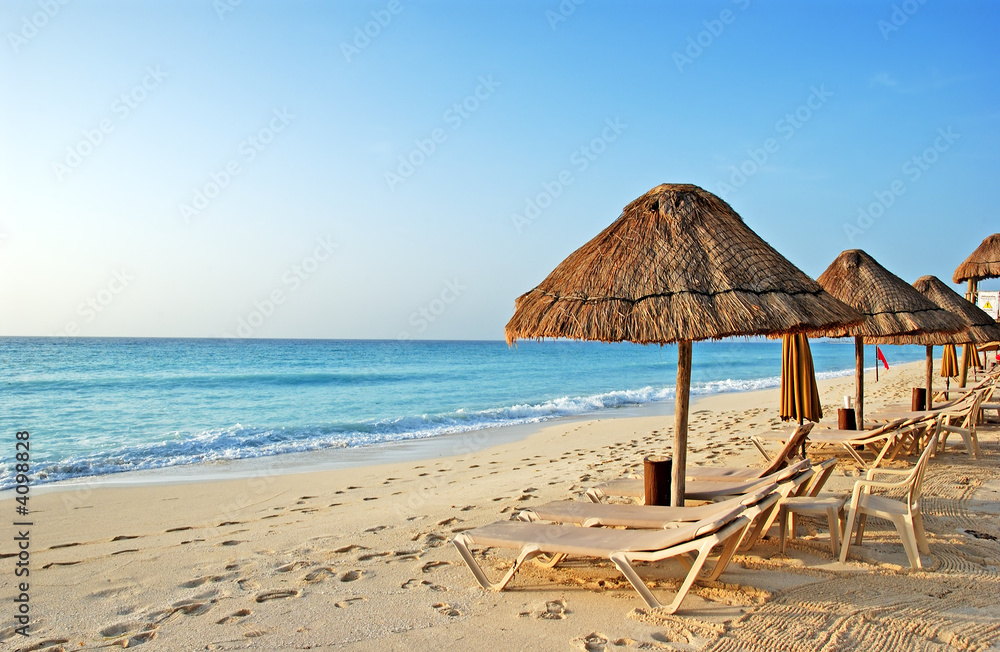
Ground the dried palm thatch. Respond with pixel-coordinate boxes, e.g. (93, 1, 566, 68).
(879, 275, 1000, 345)
(815, 250, 965, 343)
(953, 233, 1000, 283)
(505, 183, 863, 505)
(505, 184, 863, 345)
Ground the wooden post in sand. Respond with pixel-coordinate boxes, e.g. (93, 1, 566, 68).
(672, 340, 691, 507)
(925, 345, 934, 411)
(854, 336, 864, 430)
(960, 279, 977, 387)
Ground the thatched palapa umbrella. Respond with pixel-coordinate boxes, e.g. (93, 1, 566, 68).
(954, 233, 1000, 387)
(879, 275, 1000, 406)
(505, 183, 863, 505)
(816, 251, 965, 426)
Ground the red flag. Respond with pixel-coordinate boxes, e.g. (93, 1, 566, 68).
(876, 346, 889, 370)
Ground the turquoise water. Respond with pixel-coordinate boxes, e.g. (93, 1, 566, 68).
(0, 337, 926, 488)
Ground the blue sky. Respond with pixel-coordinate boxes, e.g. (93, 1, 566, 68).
(1, 0, 997, 339)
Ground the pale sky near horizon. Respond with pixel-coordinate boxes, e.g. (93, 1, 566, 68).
(1, 0, 998, 340)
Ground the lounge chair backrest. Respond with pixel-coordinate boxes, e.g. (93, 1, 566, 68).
(761, 422, 814, 476)
(748, 459, 811, 493)
(737, 482, 779, 507)
(908, 422, 940, 510)
(692, 503, 747, 538)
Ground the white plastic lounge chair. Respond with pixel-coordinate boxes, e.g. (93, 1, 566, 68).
(453, 503, 750, 613)
(753, 419, 910, 469)
(690, 422, 813, 481)
(586, 459, 812, 504)
(839, 422, 940, 569)
(518, 483, 781, 576)
(937, 391, 982, 458)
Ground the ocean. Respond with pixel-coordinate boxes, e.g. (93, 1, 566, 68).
(0, 337, 927, 489)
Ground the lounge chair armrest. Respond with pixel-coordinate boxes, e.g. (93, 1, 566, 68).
(864, 467, 913, 481)
(854, 476, 912, 492)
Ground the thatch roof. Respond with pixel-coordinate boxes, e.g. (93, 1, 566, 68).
(505, 183, 863, 345)
(954, 234, 1000, 283)
(815, 250, 966, 344)
(879, 275, 1000, 345)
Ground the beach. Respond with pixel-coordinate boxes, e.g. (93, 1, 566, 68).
(4, 358, 999, 651)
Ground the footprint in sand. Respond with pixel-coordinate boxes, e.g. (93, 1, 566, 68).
(437, 517, 459, 526)
(100, 622, 133, 638)
(165, 526, 194, 533)
(276, 560, 312, 573)
(171, 598, 215, 616)
(365, 525, 388, 533)
(216, 608, 252, 624)
(303, 567, 337, 583)
(334, 544, 367, 554)
(255, 589, 300, 602)
(536, 599, 568, 620)
(401, 579, 446, 591)
(216, 540, 244, 547)
(570, 632, 609, 650)
(357, 551, 391, 561)
(237, 578, 260, 592)
(180, 575, 225, 588)
(421, 561, 451, 573)
(339, 569, 364, 582)
(335, 597, 367, 608)
(111, 535, 139, 542)
(433, 602, 461, 617)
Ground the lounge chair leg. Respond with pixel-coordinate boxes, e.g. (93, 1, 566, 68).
(895, 516, 921, 569)
(826, 506, 840, 557)
(778, 506, 789, 554)
(452, 536, 541, 591)
(912, 511, 929, 555)
(700, 527, 745, 582)
(840, 505, 858, 563)
(532, 553, 567, 568)
(855, 514, 868, 544)
(611, 541, 715, 613)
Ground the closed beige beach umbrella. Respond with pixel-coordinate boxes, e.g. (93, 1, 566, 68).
(953, 234, 1000, 386)
(881, 275, 1000, 407)
(816, 251, 965, 428)
(505, 183, 862, 505)
(780, 333, 822, 424)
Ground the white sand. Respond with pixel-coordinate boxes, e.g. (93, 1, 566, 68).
(3, 359, 999, 651)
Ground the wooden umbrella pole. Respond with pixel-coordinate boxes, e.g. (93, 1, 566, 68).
(925, 345, 933, 410)
(672, 340, 691, 507)
(960, 279, 977, 387)
(854, 336, 864, 430)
